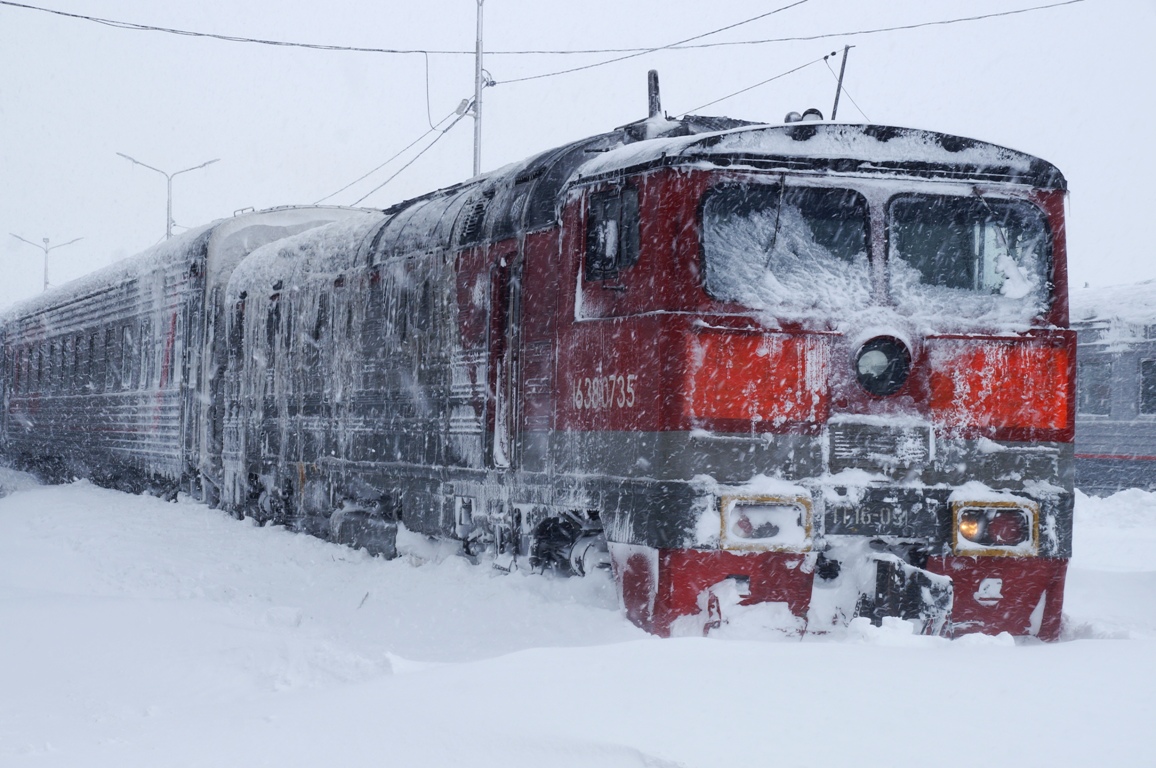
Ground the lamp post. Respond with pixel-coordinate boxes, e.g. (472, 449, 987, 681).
(9, 234, 82, 292)
(116, 153, 219, 239)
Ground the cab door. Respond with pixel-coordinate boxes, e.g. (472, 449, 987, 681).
(489, 250, 522, 469)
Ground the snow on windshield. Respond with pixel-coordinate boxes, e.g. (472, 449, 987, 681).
(702, 184, 871, 319)
(888, 194, 1050, 323)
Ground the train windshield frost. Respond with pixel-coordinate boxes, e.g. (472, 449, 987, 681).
(702, 184, 871, 317)
(888, 194, 1051, 322)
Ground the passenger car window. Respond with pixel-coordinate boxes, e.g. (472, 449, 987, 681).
(1141, 359, 1156, 415)
(1078, 359, 1111, 416)
(585, 187, 640, 281)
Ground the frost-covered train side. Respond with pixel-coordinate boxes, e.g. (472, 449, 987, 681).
(0, 208, 367, 496)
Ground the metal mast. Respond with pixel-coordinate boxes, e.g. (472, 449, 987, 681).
(831, 45, 851, 121)
(472, 0, 484, 176)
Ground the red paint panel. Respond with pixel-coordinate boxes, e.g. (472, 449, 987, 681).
(1035, 189, 1069, 328)
(614, 546, 813, 636)
(683, 328, 829, 433)
(926, 332, 1075, 441)
(926, 556, 1067, 641)
(555, 313, 669, 433)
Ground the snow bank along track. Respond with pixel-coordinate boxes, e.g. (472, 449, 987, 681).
(0, 107, 1074, 638)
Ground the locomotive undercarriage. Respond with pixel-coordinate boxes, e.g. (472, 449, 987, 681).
(215, 421, 1071, 640)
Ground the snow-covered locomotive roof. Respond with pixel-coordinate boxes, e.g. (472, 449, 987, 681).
(571, 121, 1066, 190)
(367, 116, 1063, 262)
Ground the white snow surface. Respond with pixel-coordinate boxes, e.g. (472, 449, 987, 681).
(1, 478, 1152, 766)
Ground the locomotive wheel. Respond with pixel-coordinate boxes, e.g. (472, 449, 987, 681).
(530, 516, 609, 576)
(529, 516, 582, 571)
(568, 534, 611, 577)
(256, 490, 279, 525)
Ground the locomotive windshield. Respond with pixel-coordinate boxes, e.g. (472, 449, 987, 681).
(701, 184, 871, 316)
(888, 194, 1051, 320)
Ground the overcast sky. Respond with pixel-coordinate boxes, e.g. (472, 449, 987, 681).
(1, 0, 1152, 309)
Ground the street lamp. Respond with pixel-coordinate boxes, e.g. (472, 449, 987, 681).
(116, 153, 219, 239)
(9, 234, 83, 292)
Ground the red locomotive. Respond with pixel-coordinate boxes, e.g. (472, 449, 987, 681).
(2, 107, 1073, 639)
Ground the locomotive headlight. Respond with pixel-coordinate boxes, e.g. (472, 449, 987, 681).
(854, 337, 912, 397)
(957, 510, 985, 543)
(720, 495, 812, 552)
(952, 501, 1038, 556)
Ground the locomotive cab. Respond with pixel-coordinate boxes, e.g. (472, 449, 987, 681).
(559, 122, 1073, 639)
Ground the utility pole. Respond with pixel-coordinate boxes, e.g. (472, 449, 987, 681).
(472, 0, 484, 176)
(831, 45, 851, 121)
(9, 234, 82, 292)
(116, 153, 219, 239)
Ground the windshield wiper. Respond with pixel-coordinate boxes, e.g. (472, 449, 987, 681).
(764, 173, 787, 269)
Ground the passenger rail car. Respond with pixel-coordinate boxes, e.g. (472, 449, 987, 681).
(0, 208, 368, 499)
(1072, 281, 1156, 493)
(2, 114, 1074, 639)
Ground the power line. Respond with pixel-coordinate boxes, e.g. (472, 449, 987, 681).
(0, 0, 460, 54)
(314, 108, 458, 205)
(672, 0, 1089, 51)
(677, 56, 827, 116)
(496, 0, 812, 85)
(3, 0, 1087, 59)
(351, 112, 470, 206)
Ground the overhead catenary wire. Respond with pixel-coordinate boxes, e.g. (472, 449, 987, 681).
(503, 0, 1090, 54)
(350, 111, 471, 207)
(314, 107, 459, 205)
(0, 0, 1088, 58)
(677, 56, 827, 116)
(487, 0, 812, 85)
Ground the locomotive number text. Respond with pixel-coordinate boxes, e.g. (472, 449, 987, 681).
(573, 374, 637, 410)
(836, 505, 908, 529)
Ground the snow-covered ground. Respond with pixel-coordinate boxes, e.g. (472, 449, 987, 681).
(1, 473, 1152, 767)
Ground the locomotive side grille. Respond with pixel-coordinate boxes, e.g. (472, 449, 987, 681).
(449, 350, 486, 435)
(828, 421, 931, 475)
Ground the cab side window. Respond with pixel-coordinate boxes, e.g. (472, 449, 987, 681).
(585, 186, 640, 281)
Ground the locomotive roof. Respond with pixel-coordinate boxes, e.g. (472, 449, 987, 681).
(570, 121, 1066, 190)
(365, 116, 1064, 259)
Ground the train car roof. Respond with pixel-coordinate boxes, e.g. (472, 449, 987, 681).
(1071, 280, 1156, 328)
(2, 207, 367, 325)
(226, 212, 387, 299)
